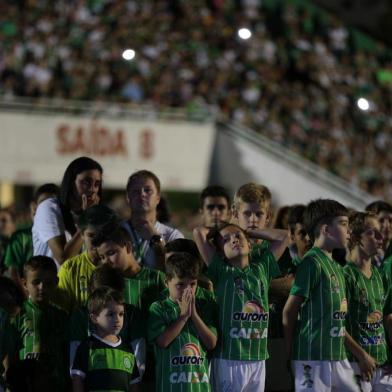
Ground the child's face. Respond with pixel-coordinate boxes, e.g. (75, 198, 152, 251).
(127, 177, 160, 214)
(235, 201, 269, 231)
(360, 217, 383, 257)
(219, 225, 250, 260)
(91, 300, 124, 336)
(23, 268, 58, 304)
(326, 216, 350, 249)
(81, 226, 99, 258)
(291, 223, 311, 258)
(97, 241, 132, 271)
(166, 274, 198, 301)
(377, 211, 392, 244)
(200, 196, 230, 228)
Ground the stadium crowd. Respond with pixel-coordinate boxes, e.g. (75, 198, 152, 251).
(1, 0, 392, 199)
(1, 156, 392, 391)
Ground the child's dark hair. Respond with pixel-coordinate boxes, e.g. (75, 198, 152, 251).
(165, 252, 200, 281)
(288, 204, 306, 234)
(200, 185, 230, 207)
(126, 170, 161, 194)
(88, 286, 124, 316)
(348, 211, 377, 250)
(23, 256, 57, 278)
(78, 204, 119, 232)
(304, 199, 348, 243)
(0, 276, 25, 311)
(365, 200, 392, 215)
(89, 264, 125, 294)
(207, 222, 248, 255)
(165, 239, 201, 260)
(91, 225, 131, 248)
(33, 183, 59, 203)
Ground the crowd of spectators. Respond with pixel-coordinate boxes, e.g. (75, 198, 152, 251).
(1, 0, 392, 199)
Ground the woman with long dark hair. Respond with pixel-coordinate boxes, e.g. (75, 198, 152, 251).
(32, 156, 103, 267)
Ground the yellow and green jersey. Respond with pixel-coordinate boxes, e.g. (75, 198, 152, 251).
(148, 287, 217, 391)
(124, 266, 165, 315)
(290, 247, 348, 361)
(207, 252, 279, 361)
(344, 262, 392, 364)
(56, 251, 96, 313)
(11, 299, 69, 391)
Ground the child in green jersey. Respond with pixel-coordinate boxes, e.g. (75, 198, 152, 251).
(71, 287, 140, 391)
(56, 204, 119, 313)
(10, 256, 69, 392)
(283, 199, 371, 392)
(198, 222, 276, 392)
(148, 252, 217, 391)
(0, 277, 24, 392)
(345, 211, 392, 391)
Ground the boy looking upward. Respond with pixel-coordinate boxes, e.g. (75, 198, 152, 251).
(71, 287, 140, 391)
(124, 170, 183, 271)
(148, 252, 217, 391)
(199, 185, 231, 228)
(283, 199, 372, 392)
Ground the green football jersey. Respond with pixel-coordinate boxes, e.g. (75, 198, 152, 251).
(12, 299, 69, 391)
(124, 266, 165, 313)
(3, 227, 33, 275)
(344, 262, 391, 364)
(148, 287, 217, 391)
(382, 256, 392, 288)
(207, 253, 276, 361)
(290, 247, 348, 361)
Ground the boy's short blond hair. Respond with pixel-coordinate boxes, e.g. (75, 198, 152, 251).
(233, 183, 272, 211)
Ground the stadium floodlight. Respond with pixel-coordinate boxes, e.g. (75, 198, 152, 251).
(238, 28, 252, 40)
(357, 97, 369, 111)
(122, 49, 136, 61)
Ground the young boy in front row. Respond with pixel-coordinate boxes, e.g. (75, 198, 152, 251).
(283, 199, 374, 392)
(345, 211, 392, 391)
(71, 286, 140, 391)
(148, 252, 217, 391)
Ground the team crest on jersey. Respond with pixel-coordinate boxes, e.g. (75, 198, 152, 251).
(302, 364, 314, 388)
(332, 298, 347, 320)
(79, 276, 88, 293)
(330, 274, 340, 293)
(360, 310, 383, 332)
(123, 355, 132, 370)
(171, 343, 204, 366)
(233, 300, 268, 322)
(359, 289, 369, 306)
(234, 277, 244, 294)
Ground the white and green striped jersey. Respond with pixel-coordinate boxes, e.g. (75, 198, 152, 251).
(207, 252, 279, 361)
(344, 262, 392, 364)
(148, 287, 217, 391)
(124, 266, 165, 314)
(11, 299, 69, 391)
(290, 247, 348, 361)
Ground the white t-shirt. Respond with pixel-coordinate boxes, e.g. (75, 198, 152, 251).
(32, 197, 71, 268)
(123, 220, 184, 269)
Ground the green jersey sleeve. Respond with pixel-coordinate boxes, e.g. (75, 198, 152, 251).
(147, 301, 167, 343)
(290, 257, 320, 298)
(3, 228, 33, 273)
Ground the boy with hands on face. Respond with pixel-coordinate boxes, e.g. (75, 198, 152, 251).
(148, 253, 217, 391)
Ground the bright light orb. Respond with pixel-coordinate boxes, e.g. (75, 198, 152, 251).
(238, 28, 252, 40)
(122, 49, 136, 61)
(357, 97, 369, 111)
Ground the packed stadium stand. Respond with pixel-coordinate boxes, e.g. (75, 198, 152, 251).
(1, 0, 392, 198)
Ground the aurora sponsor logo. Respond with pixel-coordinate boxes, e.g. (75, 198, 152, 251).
(171, 343, 204, 366)
(332, 298, 347, 320)
(360, 311, 383, 332)
(233, 300, 268, 322)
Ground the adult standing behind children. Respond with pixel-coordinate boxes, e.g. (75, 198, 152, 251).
(33, 156, 103, 268)
(123, 170, 183, 271)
